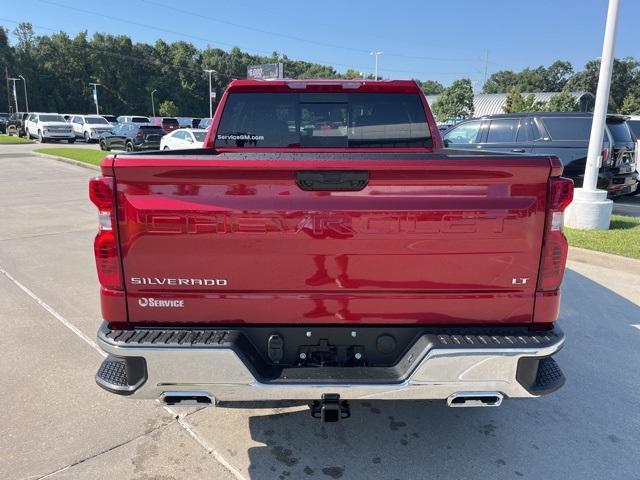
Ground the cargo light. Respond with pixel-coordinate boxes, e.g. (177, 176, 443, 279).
(537, 177, 574, 291)
(89, 177, 123, 290)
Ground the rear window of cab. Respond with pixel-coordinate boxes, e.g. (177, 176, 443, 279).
(214, 92, 432, 148)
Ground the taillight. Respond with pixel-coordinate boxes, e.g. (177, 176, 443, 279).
(89, 177, 123, 290)
(537, 177, 574, 291)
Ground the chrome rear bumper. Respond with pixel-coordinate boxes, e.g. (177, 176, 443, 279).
(96, 323, 565, 403)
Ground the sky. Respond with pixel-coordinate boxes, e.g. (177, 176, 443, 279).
(2, 0, 639, 87)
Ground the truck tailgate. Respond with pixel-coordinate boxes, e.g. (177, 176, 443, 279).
(112, 152, 551, 325)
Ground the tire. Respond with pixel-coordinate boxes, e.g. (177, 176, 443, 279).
(125, 142, 134, 152)
(84, 131, 90, 143)
(67, 138, 75, 144)
(163, 146, 170, 150)
(38, 131, 46, 143)
(99, 140, 107, 151)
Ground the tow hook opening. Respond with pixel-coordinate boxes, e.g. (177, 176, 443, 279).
(310, 394, 350, 422)
(447, 392, 503, 408)
(161, 391, 213, 406)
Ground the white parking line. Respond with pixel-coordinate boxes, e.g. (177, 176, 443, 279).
(0, 264, 248, 480)
(0, 265, 106, 357)
(165, 406, 247, 480)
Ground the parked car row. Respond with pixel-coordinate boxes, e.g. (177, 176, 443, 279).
(98, 124, 208, 152)
(4, 111, 212, 143)
(442, 112, 638, 198)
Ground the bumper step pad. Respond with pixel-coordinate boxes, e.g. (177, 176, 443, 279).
(95, 354, 147, 395)
(516, 355, 565, 396)
(533, 357, 565, 393)
(97, 357, 128, 387)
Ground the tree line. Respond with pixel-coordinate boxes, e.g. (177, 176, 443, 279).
(2, 23, 640, 120)
(0, 23, 374, 117)
(431, 58, 640, 122)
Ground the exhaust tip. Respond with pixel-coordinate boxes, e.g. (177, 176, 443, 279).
(447, 392, 503, 408)
(161, 391, 213, 406)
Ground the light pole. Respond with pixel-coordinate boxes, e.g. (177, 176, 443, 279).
(8, 77, 19, 112)
(151, 89, 157, 117)
(370, 51, 383, 80)
(89, 82, 101, 115)
(564, 0, 619, 230)
(204, 69, 217, 118)
(18, 75, 29, 112)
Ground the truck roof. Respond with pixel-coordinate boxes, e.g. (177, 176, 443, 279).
(226, 78, 422, 94)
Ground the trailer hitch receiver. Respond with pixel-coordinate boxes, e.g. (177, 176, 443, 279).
(310, 394, 351, 422)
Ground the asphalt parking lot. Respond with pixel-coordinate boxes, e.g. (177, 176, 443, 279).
(1, 147, 639, 480)
(613, 194, 640, 217)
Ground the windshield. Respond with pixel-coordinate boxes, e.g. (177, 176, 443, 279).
(607, 121, 634, 143)
(193, 131, 206, 142)
(86, 117, 109, 125)
(162, 118, 179, 126)
(140, 126, 165, 133)
(39, 114, 66, 122)
(627, 120, 640, 138)
(132, 117, 150, 123)
(102, 115, 117, 122)
(215, 92, 431, 148)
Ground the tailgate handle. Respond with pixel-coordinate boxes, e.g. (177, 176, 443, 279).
(296, 171, 368, 191)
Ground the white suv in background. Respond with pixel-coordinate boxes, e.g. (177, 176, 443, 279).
(116, 115, 150, 124)
(70, 115, 113, 142)
(25, 113, 75, 143)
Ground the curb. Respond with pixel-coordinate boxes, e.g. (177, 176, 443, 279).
(568, 246, 640, 275)
(33, 152, 100, 171)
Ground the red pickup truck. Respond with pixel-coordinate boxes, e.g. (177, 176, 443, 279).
(92, 79, 572, 422)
